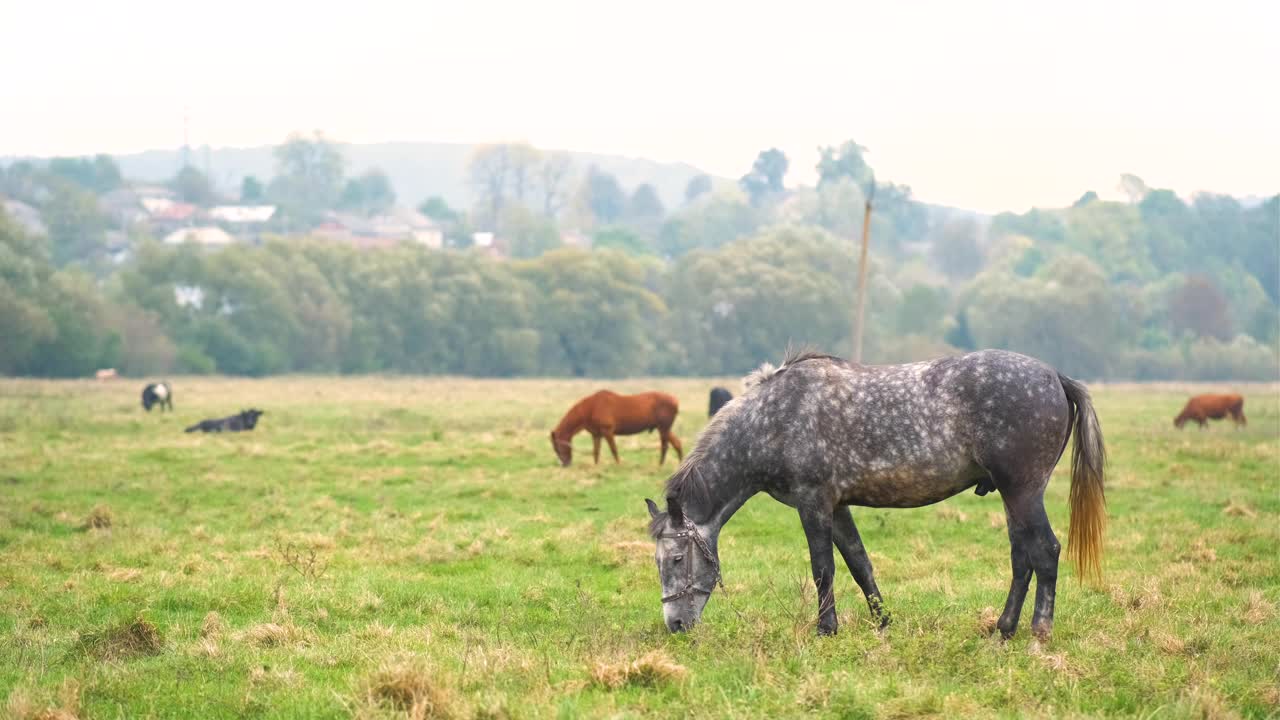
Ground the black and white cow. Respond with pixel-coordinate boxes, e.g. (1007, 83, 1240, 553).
(142, 382, 174, 412)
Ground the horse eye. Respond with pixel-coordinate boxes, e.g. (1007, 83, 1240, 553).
(674, 554, 684, 563)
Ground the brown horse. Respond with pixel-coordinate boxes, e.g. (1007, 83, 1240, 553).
(550, 391, 683, 466)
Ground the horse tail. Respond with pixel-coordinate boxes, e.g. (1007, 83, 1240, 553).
(1058, 373, 1106, 584)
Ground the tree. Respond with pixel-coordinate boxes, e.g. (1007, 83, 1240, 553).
(930, 217, 985, 281)
(739, 148, 788, 206)
(499, 205, 561, 259)
(240, 176, 265, 203)
(269, 132, 346, 225)
(339, 168, 396, 215)
(684, 174, 712, 204)
(170, 166, 216, 205)
(43, 181, 107, 267)
(816, 140, 873, 189)
(536, 152, 574, 217)
(1073, 190, 1099, 208)
(467, 143, 544, 226)
(418, 196, 459, 222)
(1118, 173, 1149, 204)
(577, 167, 627, 225)
(593, 226, 651, 255)
(1168, 275, 1232, 340)
(657, 190, 761, 257)
(627, 183, 665, 237)
(47, 155, 123, 194)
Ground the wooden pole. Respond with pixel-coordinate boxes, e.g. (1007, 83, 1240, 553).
(852, 182, 874, 364)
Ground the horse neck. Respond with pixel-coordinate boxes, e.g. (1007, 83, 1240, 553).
(677, 463, 759, 546)
(553, 402, 588, 439)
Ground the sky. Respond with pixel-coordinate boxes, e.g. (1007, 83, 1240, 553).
(2, 0, 1277, 213)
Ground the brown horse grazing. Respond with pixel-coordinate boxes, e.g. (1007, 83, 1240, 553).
(550, 391, 683, 466)
(1174, 393, 1246, 429)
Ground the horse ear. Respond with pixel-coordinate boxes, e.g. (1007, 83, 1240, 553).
(667, 496, 684, 525)
(645, 498, 660, 519)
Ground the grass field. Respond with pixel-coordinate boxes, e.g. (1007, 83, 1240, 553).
(1, 376, 1277, 719)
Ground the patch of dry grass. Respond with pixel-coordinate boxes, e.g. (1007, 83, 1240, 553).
(81, 505, 112, 530)
(76, 617, 163, 660)
(357, 658, 456, 720)
(589, 650, 687, 689)
(236, 622, 307, 648)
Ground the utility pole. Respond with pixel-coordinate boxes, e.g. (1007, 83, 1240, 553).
(851, 178, 876, 364)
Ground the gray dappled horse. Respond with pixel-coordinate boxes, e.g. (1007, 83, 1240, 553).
(647, 348, 1105, 640)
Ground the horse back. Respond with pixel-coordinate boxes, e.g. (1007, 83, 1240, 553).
(596, 391, 678, 434)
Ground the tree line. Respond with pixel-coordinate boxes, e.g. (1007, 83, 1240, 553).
(1, 138, 1276, 380)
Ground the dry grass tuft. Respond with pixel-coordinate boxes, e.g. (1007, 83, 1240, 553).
(1222, 499, 1258, 519)
(1243, 590, 1273, 625)
(589, 650, 687, 689)
(987, 512, 1006, 530)
(77, 617, 163, 660)
(976, 606, 1000, 636)
(1152, 631, 1186, 655)
(1185, 684, 1242, 720)
(936, 506, 969, 522)
(82, 505, 112, 530)
(5, 679, 82, 720)
(1182, 539, 1218, 564)
(105, 568, 142, 583)
(237, 622, 306, 648)
(359, 659, 456, 719)
(200, 611, 225, 639)
(1260, 684, 1280, 709)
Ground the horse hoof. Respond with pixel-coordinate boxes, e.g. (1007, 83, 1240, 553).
(817, 623, 838, 637)
(1032, 623, 1052, 643)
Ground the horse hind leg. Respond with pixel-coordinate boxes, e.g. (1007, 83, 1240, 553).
(658, 432, 669, 465)
(665, 430, 683, 463)
(1000, 489, 1060, 641)
(832, 506, 889, 629)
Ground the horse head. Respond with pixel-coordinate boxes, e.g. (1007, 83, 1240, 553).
(550, 431, 572, 466)
(647, 497, 720, 633)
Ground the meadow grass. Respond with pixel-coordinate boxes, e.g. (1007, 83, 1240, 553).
(1, 376, 1277, 719)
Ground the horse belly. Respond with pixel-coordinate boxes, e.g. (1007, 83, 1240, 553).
(839, 458, 985, 509)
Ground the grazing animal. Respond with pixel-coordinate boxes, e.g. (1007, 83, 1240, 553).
(141, 382, 173, 412)
(708, 387, 733, 417)
(185, 409, 265, 433)
(1174, 393, 1246, 429)
(95, 368, 117, 381)
(550, 391, 683, 466)
(646, 348, 1105, 641)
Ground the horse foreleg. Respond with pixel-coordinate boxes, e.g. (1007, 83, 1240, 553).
(592, 434, 601, 464)
(605, 433, 621, 463)
(798, 505, 838, 636)
(658, 432, 668, 465)
(832, 506, 889, 629)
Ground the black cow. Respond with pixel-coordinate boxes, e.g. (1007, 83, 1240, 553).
(708, 386, 733, 417)
(141, 382, 174, 412)
(185, 409, 265, 433)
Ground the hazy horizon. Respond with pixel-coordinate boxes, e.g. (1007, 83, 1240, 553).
(3, 0, 1277, 213)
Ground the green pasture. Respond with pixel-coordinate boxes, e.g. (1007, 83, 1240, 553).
(1, 377, 1277, 719)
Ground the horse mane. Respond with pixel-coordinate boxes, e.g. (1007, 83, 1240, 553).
(650, 346, 843, 538)
(744, 346, 844, 389)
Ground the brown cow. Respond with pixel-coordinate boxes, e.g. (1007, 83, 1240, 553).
(1174, 393, 1246, 429)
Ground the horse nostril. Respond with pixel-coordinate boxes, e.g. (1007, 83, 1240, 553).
(671, 619, 684, 632)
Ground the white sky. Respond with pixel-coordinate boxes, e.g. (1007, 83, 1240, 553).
(2, 0, 1276, 212)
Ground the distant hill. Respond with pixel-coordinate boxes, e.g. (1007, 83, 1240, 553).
(59, 142, 716, 212)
